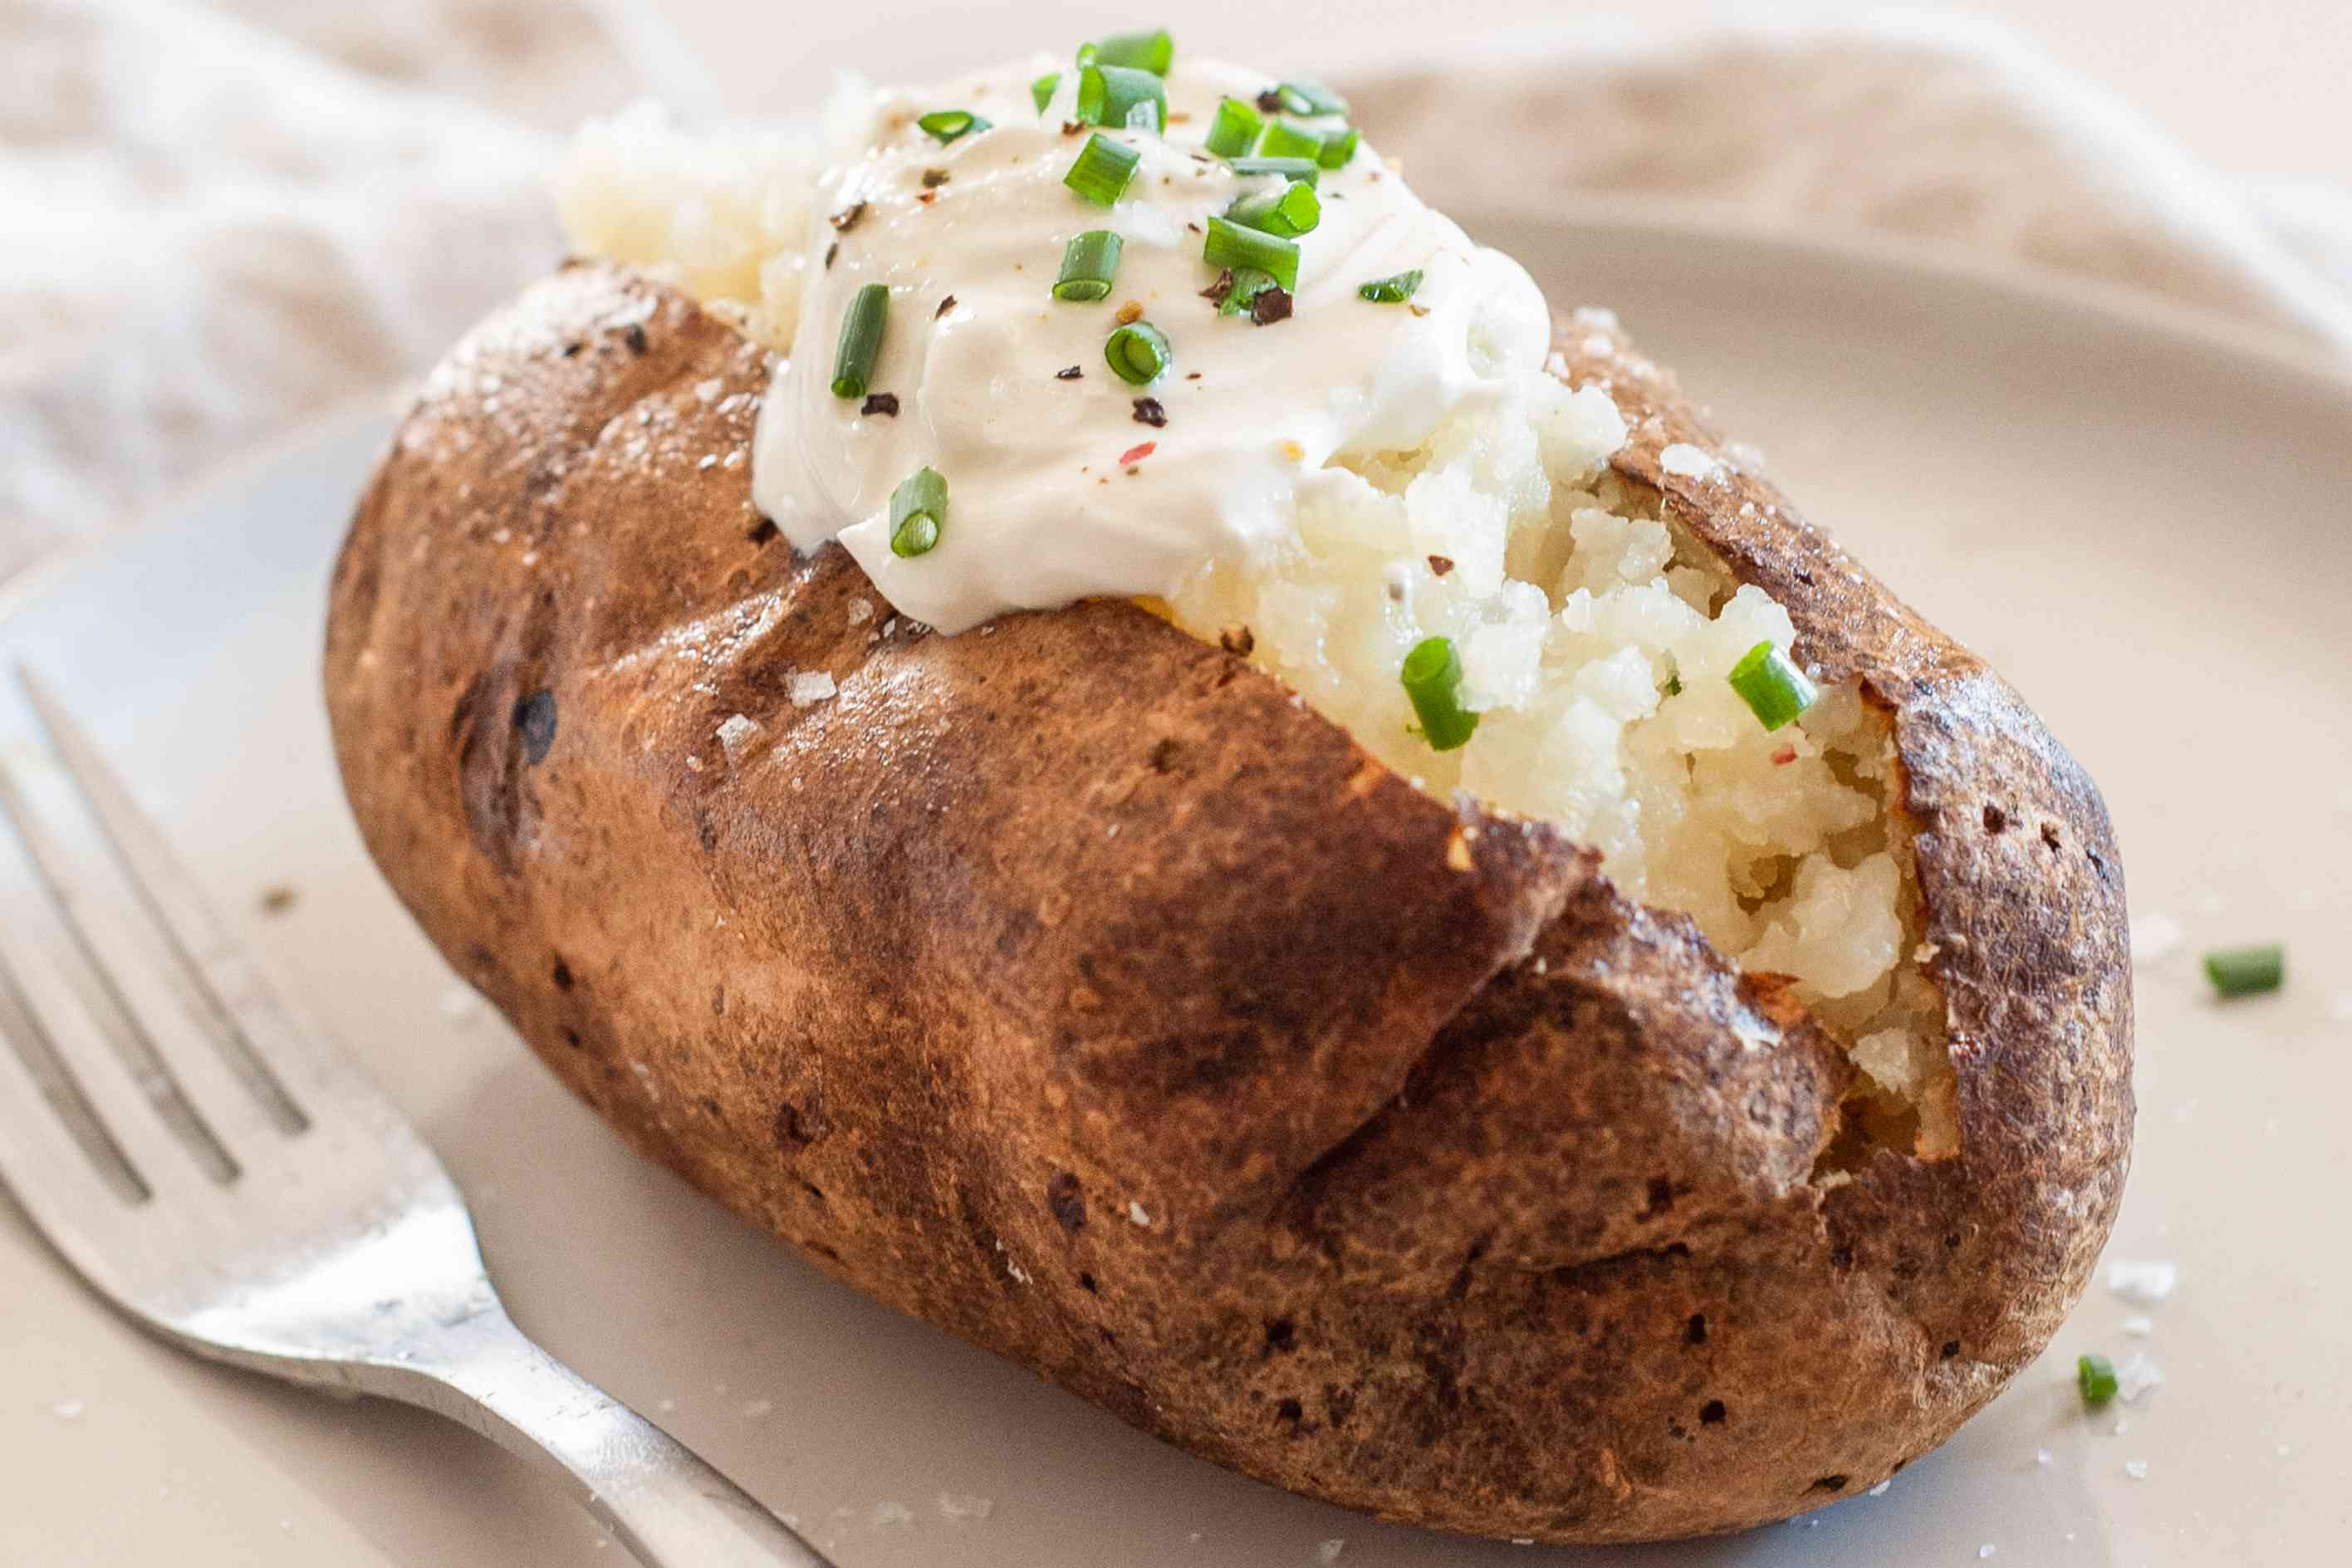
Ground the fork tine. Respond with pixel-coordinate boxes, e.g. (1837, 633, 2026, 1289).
(0, 898, 227, 1196)
(0, 973, 154, 1294)
(17, 669, 312, 1134)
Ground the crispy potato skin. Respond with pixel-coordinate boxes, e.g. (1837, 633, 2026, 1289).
(325, 262, 2133, 1543)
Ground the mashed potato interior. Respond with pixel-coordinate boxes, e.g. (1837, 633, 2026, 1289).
(555, 108, 1957, 1160)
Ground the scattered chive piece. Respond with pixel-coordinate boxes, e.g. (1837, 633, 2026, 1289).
(1076, 65, 1166, 134)
(1031, 72, 1061, 114)
(1204, 96, 1265, 158)
(2077, 1354, 2119, 1409)
(1316, 125, 1360, 169)
(1203, 216, 1299, 291)
(1087, 29, 1175, 75)
(1214, 265, 1278, 317)
(1400, 636, 1479, 752)
(1105, 320, 1173, 385)
(916, 109, 992, 145)
(1726, 640, 1819, 731)
(1278, 78, 1350, 117)
(829, 282, 889, 399)
(889, 467, 947, 557)
(1358, 268, 1424, 303)
(2204, 944, 2284, 998)
(1226, 154, 1320, 188)
(1226, 178, 1320, 238)
(1258, 120, 1325, 161)
(1064, 133, 1141, 205)
(1053, 230, 1125, 301)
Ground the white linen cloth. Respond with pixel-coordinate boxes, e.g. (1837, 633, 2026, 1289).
(4, 0, 2348, 588)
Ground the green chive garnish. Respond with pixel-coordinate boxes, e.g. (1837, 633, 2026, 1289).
(1076, 65, 1165, 133)
(1227, 155, 1320, 188)
(1727, 640, 1819, 732)
(1105, 321, 1172, 385)
(1401, 636, 1479, 752)
(830, 282, 889, 399)
(2077, 1353, 2119, 1409)
(1031, 72, 1061, 114)
(1316, 125, 1360, 169)
(1358, 269, 1423, 303)
(1086, 29, 1175, 75)
(1053, 230, 1124, 301)
(889, 467, 947, 558)
(1258, 120, 1325, 161)
(1226, 179, 1319, 238)
(1064, 133, 1141, 205)
(1203, 216, 1299, 291)
(2204, 944, 2284, 997)
(916, 109, 991, 145)
(1204, 96, 1264, 158)
(1278, 79, 1349, 117)
(1214, 266, 1279, 317)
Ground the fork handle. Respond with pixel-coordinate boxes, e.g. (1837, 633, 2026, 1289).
(388, 1304, 839, 1568)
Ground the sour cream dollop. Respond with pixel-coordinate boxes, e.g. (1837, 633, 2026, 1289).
(752, 55, 1552, 635)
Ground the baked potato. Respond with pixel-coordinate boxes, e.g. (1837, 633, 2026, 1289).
(325, 51, 2132, 1546)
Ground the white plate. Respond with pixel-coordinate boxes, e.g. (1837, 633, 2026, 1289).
(2, 220, 2348, 1566)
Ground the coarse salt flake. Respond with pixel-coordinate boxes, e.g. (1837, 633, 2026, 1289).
(790, 671, 837, 707)
(1316, 1540, 1345, 1564)
(695, 377, 725, 402)
(846, 597, 875, 625)
(717, 713, 761, 759)
(2124, 1460, 2149, 1480)
(2116, 1351, 2163, 1403)
(873, 1501, 914, 1527)
(938, 1492, 994, 1521)
(2129, 913, 2183, 964)
(2105, 1259, 2177, 1304)
(2122, 1314, 2154, 1337)
(1128, 1200, 1151, 1226)
(1659, 442, 1717, 479)
(52, 1399, 84, 1420)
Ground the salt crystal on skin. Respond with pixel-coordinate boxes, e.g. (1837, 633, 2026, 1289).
(790, 671, 837, 707)
(846, 598, 875, 625)
(2105, 1259, 2177, 1304)
(1868, 1481, 1891, 1497)
(1128, 1200, 1152, 1226)
(1659, 443, 1717, 479)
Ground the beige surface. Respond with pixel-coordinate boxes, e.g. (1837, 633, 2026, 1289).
(2, 219, 2348, 1565)
(655, 0, 2352, 187)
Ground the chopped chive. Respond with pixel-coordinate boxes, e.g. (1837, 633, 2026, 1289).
(1203, 215, 1299, 291)
(1226, 154, 1320, 188)
(1258, 120, 1325, 161)
(1086, 29, 1175, 75)
(1076, 65, 1165, 134)
(2204, 944, 2284, 997)
(1204, 96, 1264, 158)
(1358, 269, 1423, 303)
(1727, 640, 1819, 731)
(1316, 125, 1360, 169)
(2077, 1353, 2119, 1409)
(1226, 178, 1320, 238)
(1053, 230, 1125, 301)
(1105, 321, 1173, 385)
(1213, 266, 1278, 317)
(889, 467, 947, 557)
(1278, 78, 1350, 117)
(916, 109, 991, 145)
(1031, 72, 1060, 114)
(829, 282, 889, 399)
(1400, 636, 1478, 752)
(1064, 133, 1141, 205)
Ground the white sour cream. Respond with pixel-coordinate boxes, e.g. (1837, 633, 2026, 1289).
(751, 54, 1551, 635)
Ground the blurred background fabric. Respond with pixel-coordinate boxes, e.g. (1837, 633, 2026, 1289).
(5, 0, 2350, 590)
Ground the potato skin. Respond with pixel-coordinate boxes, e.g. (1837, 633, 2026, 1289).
(325, 262, 2132, 1543)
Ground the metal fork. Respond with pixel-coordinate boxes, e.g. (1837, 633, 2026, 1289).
(0, 669, 835, 1568)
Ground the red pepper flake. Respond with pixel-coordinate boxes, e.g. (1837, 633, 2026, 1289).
(1132, 397, 1167, 428)
(623, 321, 649, 355)
(917, 189, 938, 205)
(1115, 300, 1144, 326)
(1249, 286, 1293, 326)
(1427, 554, 1455, 576)
(860, 393, 899, 417)
(830, 201, 867, 233)
(1061, 120, 1085, 136)
(1254, 88, 1283, 113)
(1771, 743, 1798, 767)
(824, 240, 840, 270)
(1055, 365, 1083, 380)
(1220, 625, 1256, 656)
(1183, 370, 1203, 380)
(1118, 440, 1157, 465)
(1198, 267, 1234, 304)
(935, 294, 957, 318)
